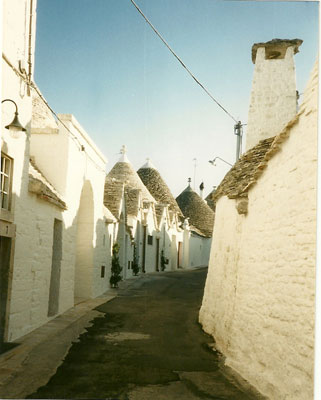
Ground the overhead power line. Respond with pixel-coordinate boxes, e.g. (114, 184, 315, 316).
(129, 0, 238, 123)
(2, 52, 107, 174)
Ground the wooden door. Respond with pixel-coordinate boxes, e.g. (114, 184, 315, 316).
(156, 238, 160, 271)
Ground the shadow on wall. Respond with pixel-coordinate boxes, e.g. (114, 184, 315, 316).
(74, 180, 94, 299)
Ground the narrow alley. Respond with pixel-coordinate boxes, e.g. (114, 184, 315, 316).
(26, 268, 257, 400)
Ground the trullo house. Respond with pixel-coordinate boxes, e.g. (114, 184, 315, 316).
(176, 181, 214, 269)
(199, 39, 317, 400)
(137, 159, 184, 271)
(104, 147, 162, 276)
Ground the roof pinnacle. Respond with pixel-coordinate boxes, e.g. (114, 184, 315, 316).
(119, 145, 129, 163)
(140, 157, 156, 169)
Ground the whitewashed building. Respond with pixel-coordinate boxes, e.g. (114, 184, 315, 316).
(104, 148, 160, 277)
(1, 0, 39, 346)
(137, 159, 184, 271)
(199, 39, 317, 400)
(31, 95, 116, 302)
(1, 0, 117, 344)
(176, 182, 214, 269)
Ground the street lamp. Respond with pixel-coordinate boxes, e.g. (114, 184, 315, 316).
(208, 157, 233, 167)
(1, 99, 26, 138)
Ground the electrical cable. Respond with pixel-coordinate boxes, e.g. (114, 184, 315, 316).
(129, 0, 238, 123)
(2, 53, 107, 174)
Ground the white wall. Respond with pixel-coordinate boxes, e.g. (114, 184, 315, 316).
(8, 193, 66, 340)
(30, 114, 109, 299)
(1, 0, 39, 341)
(200, 62, 318, 400)
(189, 234, 212, 268)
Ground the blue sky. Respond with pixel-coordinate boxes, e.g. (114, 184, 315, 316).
(34, 0, 319, 197)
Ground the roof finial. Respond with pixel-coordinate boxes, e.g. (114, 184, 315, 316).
(188, 177, 192, 186)
(119, 145, 129, 163)
(140, 157, 156, 169)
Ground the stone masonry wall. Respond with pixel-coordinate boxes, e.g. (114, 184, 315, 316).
(200, 61, 317, 399)
(246, 46, 297, 151)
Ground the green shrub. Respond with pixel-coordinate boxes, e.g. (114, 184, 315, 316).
(110, 243, 122, 288)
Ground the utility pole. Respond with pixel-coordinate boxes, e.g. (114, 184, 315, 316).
(234, 121, 243, 161)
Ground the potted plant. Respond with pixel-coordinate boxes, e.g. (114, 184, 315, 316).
(161, 250, 168, 271)
(132, 244, 139, 276)
(110, 243, 122, 288)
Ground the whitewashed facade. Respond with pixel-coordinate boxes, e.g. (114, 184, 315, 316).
(1, 0, 117, 343)
(30, 108, 114, 301)
(199, 41, 317, 399)
(1, 0, 39, 344)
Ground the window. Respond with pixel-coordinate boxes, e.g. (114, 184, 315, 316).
(1, 154, 12, 211)
(147, 235, 153, 245)
(101, 266, 105, 278)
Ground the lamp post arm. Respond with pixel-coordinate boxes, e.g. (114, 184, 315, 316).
(1, 99, 18, 113)
(213, 157, 233, 167)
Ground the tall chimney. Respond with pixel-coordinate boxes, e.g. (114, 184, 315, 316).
(245, 38, 302, 151)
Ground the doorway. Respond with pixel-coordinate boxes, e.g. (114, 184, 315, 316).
(142, 226, 147, 273)
(48, 219, 63, 317)
(0, 236, 11, 346)
(156, 238, 160, 271)
(178, 241, 183, 268)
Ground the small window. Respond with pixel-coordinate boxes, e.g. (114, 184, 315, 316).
(147, 235, 153, 245)
(1, 153, 12, 211)
(128, 261, 131, 269)
(101, 266, 105, 278)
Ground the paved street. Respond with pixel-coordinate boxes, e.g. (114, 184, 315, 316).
(28, 268, 257, 400)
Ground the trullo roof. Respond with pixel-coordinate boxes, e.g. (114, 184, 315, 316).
(137, 159, 183, 217)
(176, 185, 214, 238)
(104, 148, 155, 219)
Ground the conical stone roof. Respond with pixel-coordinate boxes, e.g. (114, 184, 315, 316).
(207, 136, 275, 207)
(137, 160, 183, 217)
(176, 185, 215, 237)
(106, 149, 155, 204)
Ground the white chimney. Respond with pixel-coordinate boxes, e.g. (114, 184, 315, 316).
(245, 39, 302, 151)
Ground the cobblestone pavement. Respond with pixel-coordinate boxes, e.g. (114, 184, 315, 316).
(26, 268, 261, 400)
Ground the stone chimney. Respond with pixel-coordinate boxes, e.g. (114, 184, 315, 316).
(245, 38, 302, 151)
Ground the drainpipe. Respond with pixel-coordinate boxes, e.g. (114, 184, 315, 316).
(27, 0, 34, 95)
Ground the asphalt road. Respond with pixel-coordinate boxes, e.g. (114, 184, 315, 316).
(28, 268, 256, 400)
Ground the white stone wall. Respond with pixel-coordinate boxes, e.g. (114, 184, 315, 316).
(246, 46, 297, 151)
(189, 234, 212, 268)
(200, 63, 318, 399)
(8, 194, 66, 340)
(1, 0, 39, 341)
(30, 114, 109, 300)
